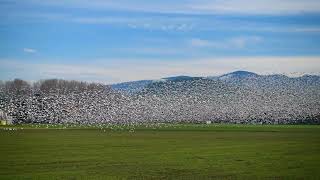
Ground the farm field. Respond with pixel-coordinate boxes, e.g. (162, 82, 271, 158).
(0, 124, 320, 179)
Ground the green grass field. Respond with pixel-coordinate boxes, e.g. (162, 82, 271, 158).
(1, 124, 320, 179)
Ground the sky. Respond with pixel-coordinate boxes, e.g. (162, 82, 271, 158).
(1, 0, 320, 84)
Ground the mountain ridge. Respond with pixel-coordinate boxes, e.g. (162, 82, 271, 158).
(111, 71, 320, 93)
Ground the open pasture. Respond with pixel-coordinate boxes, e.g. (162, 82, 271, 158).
(1, 124, 320, 179)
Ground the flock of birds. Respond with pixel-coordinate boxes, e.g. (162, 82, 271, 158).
(0, 72, 319, 125)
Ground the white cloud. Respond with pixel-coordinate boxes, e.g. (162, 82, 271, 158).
(228, 36, 262, 48)
(6, 11, 320, 33)
(70, 16, 195, 31)
(190, 39, 212, 47)
(68, 15, 320, 33)
(111, 47, 185, 56)
(190, 36, 262, 49)
(188, 0, 320, 15)
(22, 0, 320, 15)
(23, 48, 37, 53)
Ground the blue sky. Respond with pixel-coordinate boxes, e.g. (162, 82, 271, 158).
(1, 0, 320, 83)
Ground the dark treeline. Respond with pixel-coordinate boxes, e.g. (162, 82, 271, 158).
(0, 79, 123, 124)
(1, 79, 106, 95)
(0, 77, 319, 125)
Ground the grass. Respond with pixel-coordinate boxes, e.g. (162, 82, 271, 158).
(0, 124, 320, 179)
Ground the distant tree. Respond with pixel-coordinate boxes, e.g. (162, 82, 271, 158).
(0, 79, 32, 123)
(39, 79, 59, 94)
(4, 79, 32, 96)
